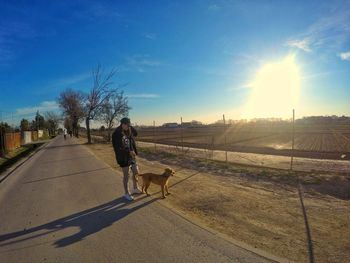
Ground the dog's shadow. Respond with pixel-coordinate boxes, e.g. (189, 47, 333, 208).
(0, 196, 157, 248)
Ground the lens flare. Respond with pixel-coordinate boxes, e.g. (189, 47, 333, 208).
(243, 55, 301, 119)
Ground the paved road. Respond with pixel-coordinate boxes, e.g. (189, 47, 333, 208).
(0, 136, 277, 263)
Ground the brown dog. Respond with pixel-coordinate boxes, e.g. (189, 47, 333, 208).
(138, 168, 175, 198)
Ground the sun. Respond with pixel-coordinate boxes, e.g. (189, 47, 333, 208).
(243, 55, 301, 119)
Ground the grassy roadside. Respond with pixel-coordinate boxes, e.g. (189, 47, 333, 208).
(79, 138, 350, 263)
(0, 142, 47, 175)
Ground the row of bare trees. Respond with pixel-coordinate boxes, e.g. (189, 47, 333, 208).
(58, 65, 130, 143)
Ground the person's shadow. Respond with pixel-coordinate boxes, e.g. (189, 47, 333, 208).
(0, 195, 157, 248)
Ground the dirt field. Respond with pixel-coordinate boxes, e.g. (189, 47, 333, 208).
(138, 141, 350, 174)
(133, 123, 350, 160)
(78, 138, 350, 263)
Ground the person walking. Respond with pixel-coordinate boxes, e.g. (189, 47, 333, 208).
(63, 128, 67, 140)
(112, 117, 142, 201)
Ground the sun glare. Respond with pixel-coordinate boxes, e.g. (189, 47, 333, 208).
(243, 55, 301, 119)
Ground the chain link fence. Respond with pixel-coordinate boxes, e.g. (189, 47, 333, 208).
(88, 115, 350, 173)
(87, 118, 350, 181)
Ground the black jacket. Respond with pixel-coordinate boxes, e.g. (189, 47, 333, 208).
(112, 126, 138, 167)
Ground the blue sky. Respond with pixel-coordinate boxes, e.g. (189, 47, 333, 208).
(0, 0, 349, 126)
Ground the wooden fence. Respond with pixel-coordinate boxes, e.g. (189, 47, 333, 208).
(0, 127, 5, 156)
(5, 132, 21, 151)
(0, 131, 34, 156)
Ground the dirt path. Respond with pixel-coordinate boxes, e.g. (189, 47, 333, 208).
(82, 140, 350, 263)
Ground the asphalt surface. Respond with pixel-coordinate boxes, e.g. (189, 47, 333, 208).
(0, 136, 277, 263)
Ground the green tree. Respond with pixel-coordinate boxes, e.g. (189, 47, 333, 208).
(35, 111, 45, 130)
(0, 122, 12, 132)
(20, 119, 30, 131)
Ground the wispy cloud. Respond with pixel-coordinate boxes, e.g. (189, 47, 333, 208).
(32, 72, 92, 96)
(16, 101, 59, 115)
(338, 51, 350, 61)
(0, 1, 123, 66)
(285, 6, 350, 52)
(285, 39, 311, 52)
(122, 55, 162, 72)
(127, 93, 160, 99)
(208, 4, 220, 11)
(86, 2, 121, 18)
(127, 55, 161, 66)
(69, 1, 122, 21)
(226, 86, 250, 92)
(143, 33, 156, 40)
(53, 73, 91, 87)
(0, 21, 37, 65)
(302, 71, 332, 80)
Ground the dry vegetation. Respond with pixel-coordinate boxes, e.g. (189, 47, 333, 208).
(0, 145, 34, 169)
(79, 137, 350, 263)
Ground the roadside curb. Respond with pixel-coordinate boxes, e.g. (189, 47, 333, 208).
(0, 141, 50, 184)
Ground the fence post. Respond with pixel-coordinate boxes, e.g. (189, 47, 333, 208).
(206, 135, 210, 164)
(211, 135, 214, 160)
(12, 132, 14, 151)
(180, 117, 183, 153)
(0, 112, 3, 156)
(153, 120, 156, 152)
(225, 135, 228, 165)
(290, 109, 295, 170)
(223, 114, 228, 165)
(0, 127, 4, 157)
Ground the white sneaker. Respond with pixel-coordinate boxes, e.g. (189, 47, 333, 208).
(123, 194, 134, 201)
(131, 188, 142, 194)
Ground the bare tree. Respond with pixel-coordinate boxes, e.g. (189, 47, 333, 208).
(100, 91, 130, 142)
(85, 64, 117, 144)
(58, 89, 85, 137)
(64, 117, 73, 131)
(45, 111, 61, 136)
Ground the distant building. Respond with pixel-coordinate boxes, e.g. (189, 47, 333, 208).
(181, 120, 203, 127)
(162, 122, 178, 128)
(191, 120, 203, 126)
(296, 115, 350, 125)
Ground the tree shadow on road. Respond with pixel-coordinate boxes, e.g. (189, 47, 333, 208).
(0, 195, 157, 248)
(23, 167, 110, 184)
(44, 144, 81, 150)
(39, 155, 94, 165)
